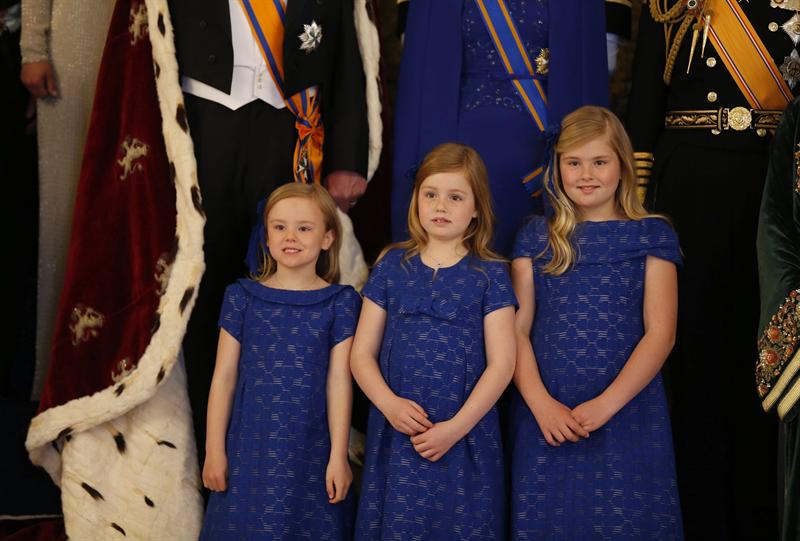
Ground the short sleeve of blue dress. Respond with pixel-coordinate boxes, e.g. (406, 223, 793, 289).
(217, 282, 249, 342)
(331, 286, 362, 347)
(482, 260, 518, 315)
(362, 249, 400, 309)
(641, 217, 682, 267)
(511, 215, 550, 260)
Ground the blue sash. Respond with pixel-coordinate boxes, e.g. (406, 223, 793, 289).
(474, 0, 549, 196)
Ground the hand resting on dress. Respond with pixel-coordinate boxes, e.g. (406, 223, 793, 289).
(203, 451, 228, 492)
(326, 457, 353, 504)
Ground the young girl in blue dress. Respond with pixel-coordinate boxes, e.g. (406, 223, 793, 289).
(199, 183, 360, 540)
(510, 106, 684, 539)
(351, 143, 517, 540)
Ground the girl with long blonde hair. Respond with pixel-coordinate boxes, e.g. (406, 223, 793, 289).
(509, 106, 684, 537)
(352, 143, 517, 539)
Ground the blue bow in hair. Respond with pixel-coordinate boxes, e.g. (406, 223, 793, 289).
(245, 198, 269, 276)
(540, 122, 562, 217)
(405, 160, 422, 184)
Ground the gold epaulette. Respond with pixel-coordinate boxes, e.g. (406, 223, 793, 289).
(634, 151, 654, 205)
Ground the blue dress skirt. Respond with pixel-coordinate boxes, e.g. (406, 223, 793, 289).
(509, 217, 684, 539)
(199, 280, 360, 540)
(355, 249, 517, 540)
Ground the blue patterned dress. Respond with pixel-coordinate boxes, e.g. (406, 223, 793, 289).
(355, 249, 517, 540)
(199, 279, 361, 541)
(509, 217, 684, 539)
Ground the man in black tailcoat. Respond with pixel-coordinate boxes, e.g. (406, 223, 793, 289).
(168, 0, 372, 466)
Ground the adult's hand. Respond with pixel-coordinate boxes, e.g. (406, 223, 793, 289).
(324, 170, 367, 213)
(21, 61, 58, 98)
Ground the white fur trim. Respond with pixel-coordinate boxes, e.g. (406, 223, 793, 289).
(25, 0, 205, 538)
(354, 0, 382, 181)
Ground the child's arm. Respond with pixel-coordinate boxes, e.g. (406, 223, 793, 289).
(571, 255, 678, 432)
(511, 258, 588, 446)
(202, 329, 240, 492)
(326, 336, 354, 504)
(350, 298, 434, 435)
(411, 304, 516, 462)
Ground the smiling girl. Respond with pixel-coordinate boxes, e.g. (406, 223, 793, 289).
(199, 183, 360, 540)
(509, 106, 684, 538)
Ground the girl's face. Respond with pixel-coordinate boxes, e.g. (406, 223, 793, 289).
(266, 196, 334, 273)
(417, 171, 478, 244)
(559, 136, 621, 221)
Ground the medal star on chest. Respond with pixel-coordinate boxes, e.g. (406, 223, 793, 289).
(298, 21, 323, 53)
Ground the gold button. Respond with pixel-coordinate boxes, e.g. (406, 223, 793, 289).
(707, 91, 718, 102)
(711, 128, 721, 135)
(776, 0, 785, 4)
(706, 57, 717, 67)
(769, 22, 780, 32)
(757, 128, 767, 137)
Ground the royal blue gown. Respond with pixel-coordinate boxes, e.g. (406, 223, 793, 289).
(199, 279, 360, 540)
(391, 0, 609, 256)
(355, 249, 517, 540)
(509, 216, 684, 539)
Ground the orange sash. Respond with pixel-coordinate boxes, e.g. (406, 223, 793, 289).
(239, 0, 324, 183)
(707, 0, 793, 110)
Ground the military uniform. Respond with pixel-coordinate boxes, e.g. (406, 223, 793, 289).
(628, 1, 800, 538)
(757, 95, 800, 541)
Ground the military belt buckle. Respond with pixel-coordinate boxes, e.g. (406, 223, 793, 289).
(724, 106, 753, 131)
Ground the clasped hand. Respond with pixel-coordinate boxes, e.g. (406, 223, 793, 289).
(533, 395, 616, 447)
(382, 396, 461, 462)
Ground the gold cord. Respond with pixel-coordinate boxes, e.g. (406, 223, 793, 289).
(649, 0, 696, 84)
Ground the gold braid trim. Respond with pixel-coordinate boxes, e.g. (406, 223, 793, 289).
(649, 0, 695, 85)
(778, 372, 800, 419)
(633, 152, 654, 205)
(649, 0, 687, 22)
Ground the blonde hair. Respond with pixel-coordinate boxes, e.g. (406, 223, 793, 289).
(379, 142, 503, 263)
(542, 105, 664, 275)
(251, 183, 342, 283)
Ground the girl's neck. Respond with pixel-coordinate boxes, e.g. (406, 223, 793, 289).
(262, 267, 328, 291)
(420, 239, 469, 268)
(576, 206, 625, 223)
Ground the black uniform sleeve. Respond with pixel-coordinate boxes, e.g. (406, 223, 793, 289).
(605, 0, 632, 40)
(756, 98, 800, 420)
(397, 0, 408, 39)
(323, 0, 369, 177)
(626, 2, 669, 204)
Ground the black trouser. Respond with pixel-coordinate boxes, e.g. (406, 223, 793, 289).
(182, 94, 295, 469)
(780, 412, 800, 541)
(650, 134, 778, 540)
(1, 26, 38, 400)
